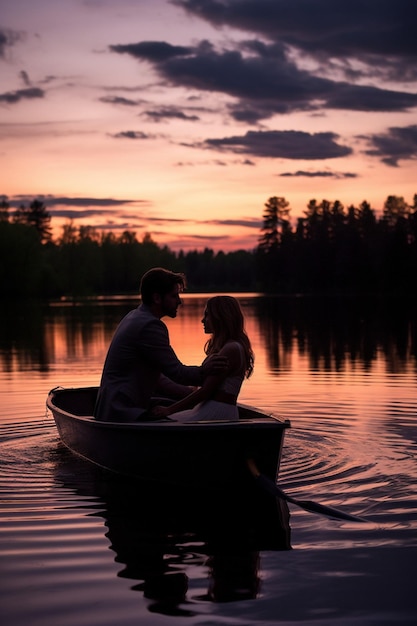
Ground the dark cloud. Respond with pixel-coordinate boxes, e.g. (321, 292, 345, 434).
(109, 0, 417, 134)
(89, 222, 137, 231)
(8, 195, 144, 208)
(110, 130, 153, 139)
(44, 208, 112, 220)
(175, 157, 255, 166)
(208, 218, 262, 229)
(143, 106, 200, 121)
(145, 216, 261, 229)
(0, 87, 44, 104)
(199, 130, 351, 160)
(110, 41, 193, 62)
(362, 124, 417, 166)
(110, 36, 417, 123)
(280, 170, 358, 179)
(99, 95, 140, 106)
(46, 196, 139, 207)
(0, 28, 24, 58)
(174, 0, 417, 80)
(324, 83, 417, 112)
(177, 233, 230, 242)
(7, 195, 152, 227)
(0, 30, 8, 57)
(19, 70, 31, 87)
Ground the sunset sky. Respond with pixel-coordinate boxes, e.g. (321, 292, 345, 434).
(1, 0, 416, 251)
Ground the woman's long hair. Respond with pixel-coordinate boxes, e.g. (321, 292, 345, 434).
(204, 296, 254, 378)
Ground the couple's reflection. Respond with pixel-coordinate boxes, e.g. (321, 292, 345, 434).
(54, 447, 291, 616)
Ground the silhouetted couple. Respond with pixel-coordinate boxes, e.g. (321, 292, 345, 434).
(94, 267, 254, 423)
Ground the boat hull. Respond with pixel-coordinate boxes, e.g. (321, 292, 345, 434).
(46, 386, 290, 490)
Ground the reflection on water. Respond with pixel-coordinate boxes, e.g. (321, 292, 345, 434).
(1, 294, 417, 625)
(1, 294, 416, 377)
(0, 299, 51, 373)
(254, 294, 417, 373)
(54, 447, 291, 616)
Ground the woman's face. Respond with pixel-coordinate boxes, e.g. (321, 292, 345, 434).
(201, 307, 213, 334)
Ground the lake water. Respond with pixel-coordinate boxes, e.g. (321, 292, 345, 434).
(1, 294, 416, 626)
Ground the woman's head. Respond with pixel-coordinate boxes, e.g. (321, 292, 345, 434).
(203, 295, 254, 377)
(204, 296, 245, 337)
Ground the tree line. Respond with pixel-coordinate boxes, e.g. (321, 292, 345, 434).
(0, 193, 416, 298)
(257, 194, 417, 295)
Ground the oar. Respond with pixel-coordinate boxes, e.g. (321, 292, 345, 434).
(247, 459, 366, 523)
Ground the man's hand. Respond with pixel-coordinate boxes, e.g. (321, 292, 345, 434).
(201, 354, 229, 377)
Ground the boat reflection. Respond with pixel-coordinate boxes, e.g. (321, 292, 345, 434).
(53, 446, 291, 616)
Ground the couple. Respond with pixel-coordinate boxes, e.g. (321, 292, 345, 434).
(94, 267, 254, 423)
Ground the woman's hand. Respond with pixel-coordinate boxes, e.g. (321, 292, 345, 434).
(151, 405, 171, 418)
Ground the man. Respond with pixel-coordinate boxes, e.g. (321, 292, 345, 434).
(94, 267, 228, 421)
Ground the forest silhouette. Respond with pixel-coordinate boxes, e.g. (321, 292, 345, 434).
(1, 193, 416, 298)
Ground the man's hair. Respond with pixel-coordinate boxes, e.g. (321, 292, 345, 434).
(140, 267, 186, 305)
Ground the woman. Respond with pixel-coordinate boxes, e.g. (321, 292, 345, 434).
(151, 295, 254, 422)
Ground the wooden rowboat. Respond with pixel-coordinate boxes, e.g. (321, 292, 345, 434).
(46, 386, 290, 491)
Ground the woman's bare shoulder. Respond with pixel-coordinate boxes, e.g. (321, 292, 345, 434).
(219, 341, 244, 364)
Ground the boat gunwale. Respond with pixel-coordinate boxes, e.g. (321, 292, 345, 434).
(46, 388, 291, 432)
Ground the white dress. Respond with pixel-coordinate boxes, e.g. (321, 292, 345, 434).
(170, 342, 245, 423)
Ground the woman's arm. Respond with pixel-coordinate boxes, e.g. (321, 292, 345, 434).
(151, 370, 223, 417)
(151, 343, 240, 417)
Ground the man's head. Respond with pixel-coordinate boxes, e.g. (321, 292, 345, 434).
(140, 268, 186, 318)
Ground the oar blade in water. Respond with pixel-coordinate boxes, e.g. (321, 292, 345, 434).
(251, 467, 365, 523)
(296, 498, 366, 522)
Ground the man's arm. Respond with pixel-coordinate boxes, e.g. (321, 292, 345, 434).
(155, 374, 196, 399)
(140, 318, 228, 384)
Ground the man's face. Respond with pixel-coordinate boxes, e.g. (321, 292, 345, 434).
(161, 285, 182, 318)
